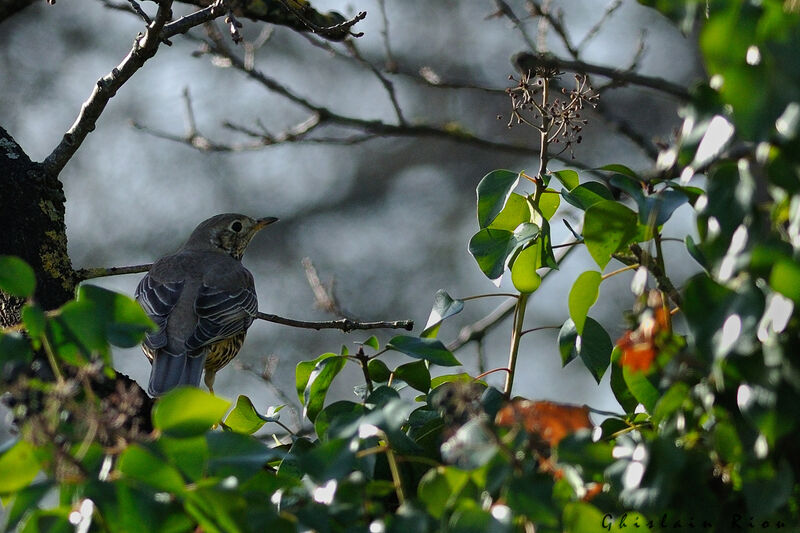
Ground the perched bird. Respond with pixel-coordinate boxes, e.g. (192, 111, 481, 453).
(135, 213, 277, 396)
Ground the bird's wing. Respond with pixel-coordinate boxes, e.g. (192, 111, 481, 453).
(135, 273, 185, 352)
(185, 283, 258, 351)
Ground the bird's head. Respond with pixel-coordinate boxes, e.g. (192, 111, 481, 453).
(185, 213, 279, 259)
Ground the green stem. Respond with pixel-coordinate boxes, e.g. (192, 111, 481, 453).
(503, 292, 529, 397)
(42, 335, 64, 382)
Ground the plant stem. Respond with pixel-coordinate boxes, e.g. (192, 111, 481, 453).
(42, 335, 64, 382)
(460, 293, 519, 302)
(601, 263, 640, 280)
(503, 292, 529, 396)
(355, 348, 374, 395)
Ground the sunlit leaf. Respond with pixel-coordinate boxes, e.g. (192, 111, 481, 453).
(568, 271, 602, 335)
(0, 440, 41, 494)
(422, 289, 464, 338)
(476, 169, 520, 228)
(583, 200, 638, 269)
(152, 387, 231, 437)
(561, 182, 614, 211)
(551, 169, 580, 190)
(224, 395, 267, 434)
(118, 445, 186, 494)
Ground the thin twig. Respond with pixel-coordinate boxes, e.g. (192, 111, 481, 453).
(42, 0, 178, 176)
(275, 0, 366, 39)
(514, 52, 690, 100)
(576, 0, 623, 52)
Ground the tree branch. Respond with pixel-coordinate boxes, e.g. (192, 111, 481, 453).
(513, 52, 690, 101)
(42, 0, 179, 177)
(256, 312, 413, 332)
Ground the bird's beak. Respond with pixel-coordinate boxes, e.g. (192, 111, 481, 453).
(255, 216, 279, 230)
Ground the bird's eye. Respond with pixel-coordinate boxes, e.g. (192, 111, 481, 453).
(231, 221, 243, 232)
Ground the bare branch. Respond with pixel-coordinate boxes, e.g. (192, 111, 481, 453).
(376, 0, 397, 71)
(513, 52, 690, 101)
(490, 0, 537, 52)
(576, 0, 623, 52)
(256, 312, 413, 332)
(76, 263, 152, 281)
(275, 0, 366, 39)
(42, 0, 178, 177)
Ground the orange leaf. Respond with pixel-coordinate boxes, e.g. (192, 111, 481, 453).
(495, 399, 593, 447)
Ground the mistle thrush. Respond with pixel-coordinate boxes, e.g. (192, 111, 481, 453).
(135, 213, 277, 396)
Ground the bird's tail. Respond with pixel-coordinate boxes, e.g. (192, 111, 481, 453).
(148, 350, 207, 396)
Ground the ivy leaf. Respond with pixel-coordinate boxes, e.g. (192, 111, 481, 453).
(297, 353, 347, 423)
(224, 395, 266, 434)
(421, 289, 464, 338)
(476, 169, 520, 228)
(551, 169, 580, 190)
(561, 182, 614, 211)
(0, 256, 36, 298)
(597, 164, 638, 179)
(488, 193, 531, 231)
(469, 223, 540, 281)
(558, 317, 612, 383)
(388, 336, 461, 367)
(0, 440, 41, 494)
(152, 388, 231, 437)
(394, 360, 431, 393)
(568, 271, 602, 335)
(583, 200, 638, 269)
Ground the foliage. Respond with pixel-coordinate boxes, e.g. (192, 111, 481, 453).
(2, 2, 800, 532)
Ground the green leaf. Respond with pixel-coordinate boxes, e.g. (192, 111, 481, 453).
(0, 256, 36, 298)
(583, 200, 638, 269)
(770, 259, 800, 303)
(610, 349, 637, 413)
(388, 336, 461, 366)
(476, 169, 520, 228)
(298, 354, 347, 423)
(430, 373, 475, 389)
(0, 440, 41, 494)
(622, 366, 660, 413)
(206, 431, 283, 481)
(152, 387, 231, 437)
(511, 244, 543, 293)
(561, 182, 614, 211)
(538, 192, 561, 220)
(224, 395, 267, 434)
(0, 332, 33, 363)
(418, 466, 470, 519)
(314, 401, 365, 440)
(75, 285, 155, 347)
(421, 289, 464, 338)
(367, 358, 391, 383)
(394, 360, 431, 392)
(563, 502, 606, 533)
(469, 223, 540, 280)
(118, 444, 186, 493)
(558, 318, 612, 383)
(4, 481, 54, 532)
(488, 193, 531, 231)
(21, 304, 46, 340)
(558, 319, 580, 367)
(363, 335, 380, 350)
(551, 169, 580, 190)
(568, 271, 602, 335)
(157, 435, 208, 482)
(597, 164, 639, 179)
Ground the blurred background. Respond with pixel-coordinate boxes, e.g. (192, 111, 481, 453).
(0, 0, 704, 434)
